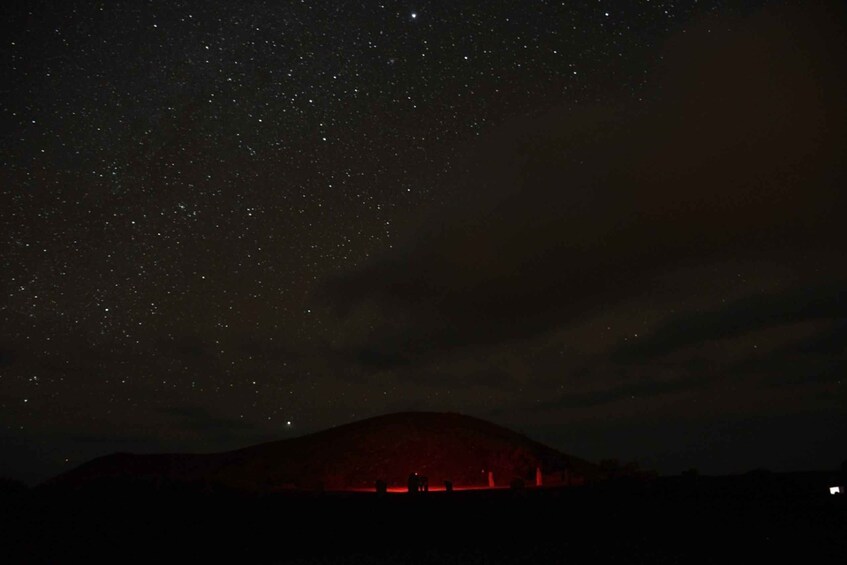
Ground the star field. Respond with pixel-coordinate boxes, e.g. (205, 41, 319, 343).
(2, 1, 845, 483)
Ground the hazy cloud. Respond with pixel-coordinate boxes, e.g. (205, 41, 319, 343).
(322, 3, 847, 371)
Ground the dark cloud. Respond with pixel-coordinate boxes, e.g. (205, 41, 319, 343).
(735, 320, 847, 387)
(531, 408, 847, 475)
(781, 320, 847, 357)
(532, 374, 713, 411)
(612, 286, 847, 363)
(353, 347, 411, 370)
(322, 3, 847, 370)
(158, 405, 262, 435)
(67, 434, 165, 447)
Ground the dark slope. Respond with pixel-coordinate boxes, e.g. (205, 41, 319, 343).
(44, 411, 598, 491)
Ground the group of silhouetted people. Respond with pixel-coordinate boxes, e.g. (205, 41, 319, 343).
(407, 473, 428, 492)
(375, 473, 454, 493)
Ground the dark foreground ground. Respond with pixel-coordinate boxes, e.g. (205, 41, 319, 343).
(2, 474, 845, 564)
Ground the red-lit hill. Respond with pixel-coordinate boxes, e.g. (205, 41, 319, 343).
(44, 411, 599, 492)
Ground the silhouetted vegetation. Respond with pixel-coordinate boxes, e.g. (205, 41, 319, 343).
(598, 459, 658, 482)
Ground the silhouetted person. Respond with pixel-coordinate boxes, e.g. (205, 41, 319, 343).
(375, 479, 387, 494)
(444, 480, 453, 492)
(419, 476, 428, 492)
(408, 473, 418, 493)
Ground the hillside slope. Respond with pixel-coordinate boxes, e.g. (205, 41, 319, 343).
(45, 411, 598, 491)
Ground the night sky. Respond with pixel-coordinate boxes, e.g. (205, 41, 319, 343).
(2, 1, 845, 484)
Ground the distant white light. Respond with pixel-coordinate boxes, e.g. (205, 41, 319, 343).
(830, 486, 842, 495)
(411, 12, 417, 19)
(286, 420, 292, 426)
